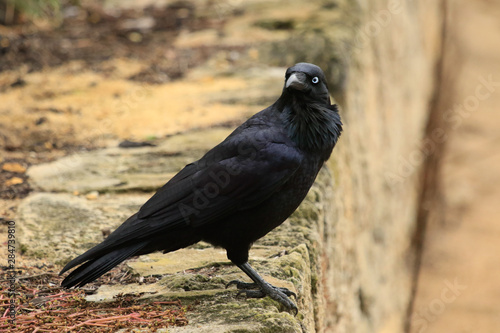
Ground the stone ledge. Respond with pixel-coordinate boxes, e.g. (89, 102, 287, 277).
(18, 126, 333, 332)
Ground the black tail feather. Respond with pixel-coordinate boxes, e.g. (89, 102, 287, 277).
(59, 214, 142, 277)
(61, 242, 145, 288)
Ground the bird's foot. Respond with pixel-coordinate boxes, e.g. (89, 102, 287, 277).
(226, 280, 297, 314)
(226, 280, 296, 297)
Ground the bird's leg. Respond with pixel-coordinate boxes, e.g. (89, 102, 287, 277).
(226, 262, 298, 314)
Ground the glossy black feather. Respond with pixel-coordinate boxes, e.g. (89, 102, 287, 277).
(60, 63, 342, 289)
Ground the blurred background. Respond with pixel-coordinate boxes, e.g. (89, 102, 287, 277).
(0, 0, 499, 332)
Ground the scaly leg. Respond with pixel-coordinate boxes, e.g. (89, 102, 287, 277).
(226, 262, 298, 315)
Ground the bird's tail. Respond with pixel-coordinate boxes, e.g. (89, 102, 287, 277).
(60, 242, 146, 288)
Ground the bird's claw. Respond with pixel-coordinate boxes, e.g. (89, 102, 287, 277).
(226, 279, 298, 315)
(226, 280, 259, 290)
(226, 280, 296, 298)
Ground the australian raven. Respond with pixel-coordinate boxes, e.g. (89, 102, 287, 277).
(60, 63, 342, 313)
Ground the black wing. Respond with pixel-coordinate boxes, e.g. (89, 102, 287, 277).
(136, 127, 303, 229)
(61, 127, 302, 276)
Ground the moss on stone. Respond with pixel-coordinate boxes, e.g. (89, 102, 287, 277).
(254, 19, 296, 31)
(253, 312, 302, 333)
(161, 274, 227, 291)
(146, 289, 228, 304)
(289, 202, 320, 227)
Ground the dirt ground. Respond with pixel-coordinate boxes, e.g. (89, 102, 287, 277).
(410, 1, 500, 332)
(0, 1, 262, 207)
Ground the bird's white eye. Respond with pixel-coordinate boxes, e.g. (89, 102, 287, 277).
(312, 76, 319, 84)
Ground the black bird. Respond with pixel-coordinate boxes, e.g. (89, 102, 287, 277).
(60, 63, 342, 313)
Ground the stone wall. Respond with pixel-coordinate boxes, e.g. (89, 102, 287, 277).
(256, 0, 446, 331)
(316, 1, 445, 332)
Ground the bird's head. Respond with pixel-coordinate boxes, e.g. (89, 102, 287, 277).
(277, 63, 342, 155)
(283, 62, 330, 105)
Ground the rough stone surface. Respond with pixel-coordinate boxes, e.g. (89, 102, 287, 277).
(16, 192, 148, 265)
(27, 128, 232, 194)
(321, 0, 445, 331)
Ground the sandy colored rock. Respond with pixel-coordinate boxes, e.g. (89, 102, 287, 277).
(2, 162, 27, 173)
(5, 177, 24, 186)
(27, 128, 232, 194)
(410, 1, 500, 332)
(16, 192, 149, 265)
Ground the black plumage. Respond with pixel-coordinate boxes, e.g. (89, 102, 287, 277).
(60, 63, 342, 313)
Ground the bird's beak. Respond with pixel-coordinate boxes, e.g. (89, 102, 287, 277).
(286, 72, 306, 91)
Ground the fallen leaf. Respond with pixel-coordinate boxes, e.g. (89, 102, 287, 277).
(5, 177, 24, 186)
(86, 191, 99, 200)
(2, 162, 27, 173)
